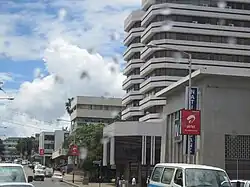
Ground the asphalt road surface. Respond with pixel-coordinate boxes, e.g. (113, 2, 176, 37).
(24, 166, 74, 187)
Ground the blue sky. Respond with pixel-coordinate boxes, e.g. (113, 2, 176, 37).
(0, 0, 140, 136)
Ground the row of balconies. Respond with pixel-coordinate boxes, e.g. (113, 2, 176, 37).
(125, 1, 250, 31)
(122, 1, 250, 122)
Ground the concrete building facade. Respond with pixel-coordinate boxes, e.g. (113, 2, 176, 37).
(69, 96, 123, 131)
(123, 0, 250, 122)
(39, 130, 69, 166)
(159, 68, 250, 180)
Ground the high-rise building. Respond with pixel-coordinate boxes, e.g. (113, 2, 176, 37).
(122, 0, 250, 122)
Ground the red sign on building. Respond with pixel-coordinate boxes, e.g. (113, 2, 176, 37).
(69, 144, 79, 156)
(39, 148, 44, 156)
(181, 109, 201, 135)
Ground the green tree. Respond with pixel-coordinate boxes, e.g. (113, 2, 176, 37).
(0, 139, 5, 156)
(66, 124, 104, 175)
(16, 137, 35, 157)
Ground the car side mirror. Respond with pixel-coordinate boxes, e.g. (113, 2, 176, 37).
(28, 176, 33, 183)
(236, 181, 241, 187)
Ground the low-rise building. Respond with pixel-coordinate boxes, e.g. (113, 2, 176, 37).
(68, 96, 123, 131)
(38, 130, 69, 166)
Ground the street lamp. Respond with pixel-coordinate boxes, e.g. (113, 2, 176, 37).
(146, 43, 193, 163)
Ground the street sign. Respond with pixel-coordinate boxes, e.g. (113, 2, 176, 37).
(39, 149, 44, 156)
(69, 144, 79, 156)
(181, 109, 201, 135)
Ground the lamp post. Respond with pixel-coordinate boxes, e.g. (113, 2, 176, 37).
(146, 44, 193, 163)
(57, 118, 76, 183)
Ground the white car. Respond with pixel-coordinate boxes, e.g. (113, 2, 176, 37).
(0, 163, 34, 185)
(34, 165, 45, 181)
(51, 172, 63, 182)
(231, 180, 250, 187)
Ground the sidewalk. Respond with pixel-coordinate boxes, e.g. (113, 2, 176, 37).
(63, 174, 114, 187)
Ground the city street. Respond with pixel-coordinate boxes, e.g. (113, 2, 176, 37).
(24, 166, 74, 187)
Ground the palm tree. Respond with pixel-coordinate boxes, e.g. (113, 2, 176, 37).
(65, 97, 74, 115)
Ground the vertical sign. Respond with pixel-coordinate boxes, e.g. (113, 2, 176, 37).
(39, 148, 44, 156)
(186, 87, 199, 155)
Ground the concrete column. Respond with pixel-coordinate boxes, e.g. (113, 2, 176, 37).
(103, 142, 108, 166)
(141, 136, 146, 165)
(110, 137, 115, 165)
(160, 116, 168, 162)
(150, 136, 155, 165)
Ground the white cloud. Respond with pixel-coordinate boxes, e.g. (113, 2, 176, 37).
(0, 0, 139, 136)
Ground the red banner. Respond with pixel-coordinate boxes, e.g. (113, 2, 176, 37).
(69, 144, 79, 156)
(181, 109, 201, 135)
(39, 148, 44, 156)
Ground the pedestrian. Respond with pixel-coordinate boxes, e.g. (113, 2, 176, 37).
(116, 176, 120, 187)
(132, 177, 136, 186)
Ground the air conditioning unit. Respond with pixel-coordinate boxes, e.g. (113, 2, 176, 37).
(192, 21, 198, 24)
(229, 23, 234, 27)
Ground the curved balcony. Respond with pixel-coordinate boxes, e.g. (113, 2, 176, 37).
(121, 106, 144, 120)
(141, 2, 250, 28)
(122, 91, 143, 105)
(124, 27, 144, 47)
(124, 43, 144, 61)
(141, 21, 250, 44)
(124, 10, 144, 32)
(140, 76, 174, 94)
(141, 39, 250, 61)
(139, 113, 162, 122)
(139, 95, 166, 111)
(123, 59, 144, 76)
(122, 75, 143, 90)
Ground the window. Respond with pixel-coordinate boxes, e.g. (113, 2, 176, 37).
(174, 169, 183, 186)
(0, 166, 26, 183)
(151, 167, 164, 182)
(161, 168, 175, 184)
(185, 169, 231, 187)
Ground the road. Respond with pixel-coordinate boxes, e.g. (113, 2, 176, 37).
(24, 166, 74, 187)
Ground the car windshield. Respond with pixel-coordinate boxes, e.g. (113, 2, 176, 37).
(185, 168, 231, 187)
(0, 166, 26, 183)
(231, 182, 245, 187)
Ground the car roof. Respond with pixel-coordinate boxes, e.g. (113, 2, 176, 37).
(154, 163, 225, 171)
(231, 180, 250, 182)
(0, 163, 23, 168)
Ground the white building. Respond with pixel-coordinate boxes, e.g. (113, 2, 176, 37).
(103, 0, 250, 183)
(39, 130, 69, 166)
(123, 0, 250, 122)
(69, 96, 123, 131)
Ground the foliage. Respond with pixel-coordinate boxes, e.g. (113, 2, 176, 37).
(0, 139, 4, 156)
(65, 123, 104, 174)
(16, 137, 35, 156)
(65, 97, 74, 114)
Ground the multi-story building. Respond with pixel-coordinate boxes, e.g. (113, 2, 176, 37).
(68, 96, 123, 131)
(3, 137, 22, 161)
(39, 130, 69, 166)
(123, 0, 250, 122)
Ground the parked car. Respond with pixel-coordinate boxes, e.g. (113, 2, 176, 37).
(51, 172, 63, 182)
